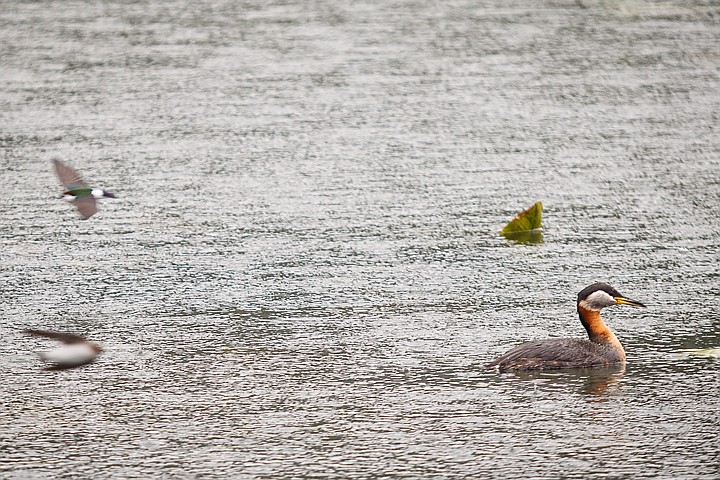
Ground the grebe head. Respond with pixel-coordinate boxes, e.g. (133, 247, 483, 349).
(578, 283, 646, 311)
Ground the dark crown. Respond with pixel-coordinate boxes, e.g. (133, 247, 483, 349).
(577, 282, 622, 303)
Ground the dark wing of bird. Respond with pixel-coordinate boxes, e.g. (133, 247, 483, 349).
(43, 363, 93, 371)
(52, 158, 88, 189)
(23, 329, 88, 344)
(74, 195, 98, 219)
(487, 338, 609, 371)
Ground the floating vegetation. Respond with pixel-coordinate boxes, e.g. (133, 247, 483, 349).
(677, 348, 720, 358)
(501, 201, 543, 243)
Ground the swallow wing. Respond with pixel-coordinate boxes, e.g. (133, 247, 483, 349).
(74, 195, 98, 219)
(43, 362, 95, 371)
(23, 329, 89, 345)
(52, 158, 88, 189)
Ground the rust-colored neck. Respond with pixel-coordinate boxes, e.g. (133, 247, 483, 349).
(578, 305, 625, 359)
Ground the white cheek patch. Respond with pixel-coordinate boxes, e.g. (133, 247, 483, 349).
(580, 290, 617, 310)
(91, 189, 103, 198)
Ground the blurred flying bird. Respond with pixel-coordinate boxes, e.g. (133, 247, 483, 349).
(52, 158, 116, 219)
(23, 329, 103, 370)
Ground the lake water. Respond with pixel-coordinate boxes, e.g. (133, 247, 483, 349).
(1, 1, 718, 478)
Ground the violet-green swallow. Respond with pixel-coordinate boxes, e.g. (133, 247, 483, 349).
(23, 329, 103, 371)
(52, 158, 116, 219)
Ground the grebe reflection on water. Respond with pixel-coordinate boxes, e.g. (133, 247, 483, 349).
(488, 283, 646, 372)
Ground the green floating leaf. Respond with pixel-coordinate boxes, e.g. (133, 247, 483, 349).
(501, 201, 543, 241)
(502, 229, 544, 244)
(677, 348, 720, 358)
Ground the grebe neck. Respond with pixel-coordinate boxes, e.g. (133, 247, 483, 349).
(578, 305, 626, 359)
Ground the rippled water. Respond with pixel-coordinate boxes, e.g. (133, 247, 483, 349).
(1, 1, 719, 478)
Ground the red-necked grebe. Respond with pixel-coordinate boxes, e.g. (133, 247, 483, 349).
(487, 283, 646, 372)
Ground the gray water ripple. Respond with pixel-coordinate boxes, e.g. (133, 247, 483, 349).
(2, 0, 719, 479)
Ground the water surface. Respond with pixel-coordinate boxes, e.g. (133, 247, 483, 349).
(1, 1, 718, 478)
